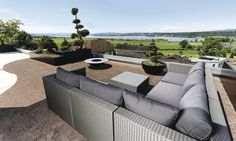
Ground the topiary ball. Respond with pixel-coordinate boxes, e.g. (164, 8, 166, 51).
(80, 29, 90, 37)
(75, 24, 84, 29)
(71, 8, 78, 15)
(73, 19, 81, 24)
(71, 33, 77, 39)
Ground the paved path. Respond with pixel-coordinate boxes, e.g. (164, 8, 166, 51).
(0, 52, 29, 94)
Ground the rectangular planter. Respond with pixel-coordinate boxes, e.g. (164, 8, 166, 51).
(31, 49, 92, 66)
(0, 45, 16, 52)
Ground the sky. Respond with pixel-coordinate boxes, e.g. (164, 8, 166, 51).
(0, 0, 236, 33)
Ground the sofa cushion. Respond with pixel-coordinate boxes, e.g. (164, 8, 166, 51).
(179, 84, 209, 113)
(123, 91, 179, 126)
(146, 82, 183, 107)
(161, 72, 188, 86)
(56, 67, 82, 88)
(176, 84, 212, 140)
(181, 70, 205, 95)
(79, 75, 98, 94)
(189, 61, 205, 75)
(80, 76, 124, 106)
(175, 108, 212, 141)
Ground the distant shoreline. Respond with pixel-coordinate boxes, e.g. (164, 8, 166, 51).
(31, 33, 204, 41)
(31, 29, 236, 39)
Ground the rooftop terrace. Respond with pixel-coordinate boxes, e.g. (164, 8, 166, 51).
(0, 54, 236, 141)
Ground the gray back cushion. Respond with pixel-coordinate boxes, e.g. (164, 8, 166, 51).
(189, 61, 205, 75)
(56, 67, 82, 88)
(175, 108, 212, 141)
(175, 84, 212, 140)
(181, 70, 205, 95)
(179, 84, 209, 113)
(123, 91, 179, 127)
(80, 76, 124, 106)
(146, 82, 183, 108)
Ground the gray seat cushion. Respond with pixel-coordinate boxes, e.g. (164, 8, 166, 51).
(80, 76, 124, 106)
(123, 91, 179, 126)
(161, 72, 188, 86)
(189, 61, 205, 75)
(146, 82, 183, 107)
(181, 70, 205, 95)
(56, 67, 82, 88)
(179, 84, 209, 113)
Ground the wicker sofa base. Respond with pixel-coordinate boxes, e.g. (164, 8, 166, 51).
(43, 64, 232, 141)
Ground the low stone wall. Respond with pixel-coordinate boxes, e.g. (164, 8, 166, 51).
(84, 40, 113, 54)
(115, 49, 146, 58)
(214, 77, 236, 141)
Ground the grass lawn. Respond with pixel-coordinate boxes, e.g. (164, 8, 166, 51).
(161, 50, 199, 57)
(189, 42, 202, 46)
(52, 38, 77, 46)
(230, 42, 236, 47)
(105, 39, 181, 49)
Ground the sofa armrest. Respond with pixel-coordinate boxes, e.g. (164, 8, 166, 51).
(114, 107, 196, 141)
(71, 67, 86, 76)
(68, 88, 118, 141)
(168, 62, 193, 74)
(42, 74, 74, 126)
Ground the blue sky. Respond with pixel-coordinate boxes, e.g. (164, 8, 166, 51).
(0, 0, 236, 33)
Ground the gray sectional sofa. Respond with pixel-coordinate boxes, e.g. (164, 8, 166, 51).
(43, 62, 231, 141)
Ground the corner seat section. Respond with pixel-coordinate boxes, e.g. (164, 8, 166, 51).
(68, 88, 118, 141)
(42, 74, 74, 127)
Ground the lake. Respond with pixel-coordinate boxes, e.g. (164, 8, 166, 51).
(87, 35, 204, 42)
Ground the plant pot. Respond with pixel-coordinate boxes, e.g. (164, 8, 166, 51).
(31, 49, 93, 66)
(141, 61, 166, 75)
(0, 45, 16, 52)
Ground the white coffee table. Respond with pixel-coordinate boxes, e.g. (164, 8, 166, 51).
(111, 71, 149, 93)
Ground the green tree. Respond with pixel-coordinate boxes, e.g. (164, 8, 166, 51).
(14, 31, 33, 48)
(0, 19, 22, 45)
(39, 36, 58, 52)
(179, 40, 188, 48)
(147, 39, 162, 63)
(198, 37, 226, 57)
(71, 8, 90, 49)
(60, 38, 70, 51)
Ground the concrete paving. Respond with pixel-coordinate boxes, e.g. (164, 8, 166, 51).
(0, 52, 29, 94)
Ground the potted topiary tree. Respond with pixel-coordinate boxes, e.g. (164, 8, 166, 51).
(69, 7, 92, 59)
(142, 39, 166, 74)
(71, 8, 90, 50)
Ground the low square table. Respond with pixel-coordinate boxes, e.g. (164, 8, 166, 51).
(111, 71, 149, 93)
